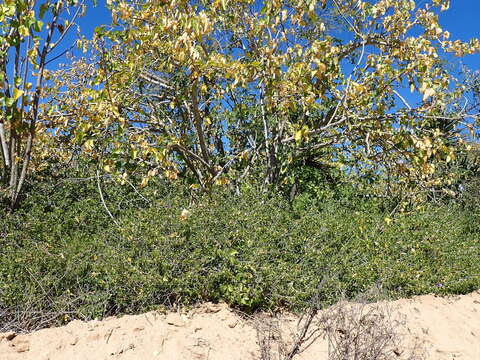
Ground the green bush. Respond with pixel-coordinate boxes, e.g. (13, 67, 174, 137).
(1, 177, 479, 331)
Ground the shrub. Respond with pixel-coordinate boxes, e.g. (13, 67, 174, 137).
(1, 176, 479, 331)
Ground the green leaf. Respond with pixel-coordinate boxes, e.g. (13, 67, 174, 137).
(39, 3, 49, 19)
(94, 26, 106, 37)
(33, 20, 43, 32)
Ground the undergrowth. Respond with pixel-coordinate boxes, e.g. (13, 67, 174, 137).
(1, 176, 479, 331)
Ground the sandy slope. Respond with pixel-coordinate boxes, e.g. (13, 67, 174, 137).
(1, 291, 479, 360)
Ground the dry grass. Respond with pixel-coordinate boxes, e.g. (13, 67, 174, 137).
(255, 296, 426, 360)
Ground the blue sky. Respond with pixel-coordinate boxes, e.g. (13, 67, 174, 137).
(76, 1, 479, 70)
(62, 0, 478, 118)
(438, 0, 480, 70)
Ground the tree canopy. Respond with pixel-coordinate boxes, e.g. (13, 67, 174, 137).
(2, 0, 480, 206)
(0, 0, 87, 206)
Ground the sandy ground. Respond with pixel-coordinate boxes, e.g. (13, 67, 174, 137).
(1, 291, 479, 360)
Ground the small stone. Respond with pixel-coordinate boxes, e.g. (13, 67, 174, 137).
(70, 336, 79, 346)
(153, 350, 160, 356)
(15, 344, 30, 353)
(133, 326, 145, 332)
(227, 320, 238, 328)
(166, 313, 186, 327)
(4, 332, 16, 341)
(11, 337, 30, 353)
(115, 343, 135, 355)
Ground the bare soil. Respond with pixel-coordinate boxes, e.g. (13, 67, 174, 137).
(1, 291, 479, 360)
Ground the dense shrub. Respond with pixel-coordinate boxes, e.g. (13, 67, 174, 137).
(1, 177, 479, 331)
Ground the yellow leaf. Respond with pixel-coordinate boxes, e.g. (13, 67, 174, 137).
(215, 177, 230, 186)
(83, 139, 94, 150)
(18, 25, 29, 37)
(419, 82, 427, 93)
(165, 169, 178, 180)
(13, 88, 24, 101)
(140, 177, 149, 188)
(422, 88, 435, 101)
(294, 129, 303, 142)
(147, 169, 158, 177)
(294, 126, 310, 143)
(180, 208, 191, 221)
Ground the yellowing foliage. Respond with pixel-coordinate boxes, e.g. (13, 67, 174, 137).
(45, 0, 480, 197)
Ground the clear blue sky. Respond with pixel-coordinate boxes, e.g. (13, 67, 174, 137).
(438, 0, 480, 71)
(76, 1, 479, 70)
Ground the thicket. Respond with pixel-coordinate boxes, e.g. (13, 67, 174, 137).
(1, 166, 479, 331)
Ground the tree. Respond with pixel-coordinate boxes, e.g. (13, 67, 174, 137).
(52, 0, 480, 196)
(0, 0, 87, 207)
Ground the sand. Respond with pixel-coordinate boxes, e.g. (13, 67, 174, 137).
(1, 291, 479, 360)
